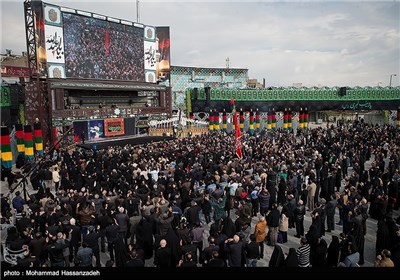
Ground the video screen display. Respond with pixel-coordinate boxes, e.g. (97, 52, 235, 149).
(88, 119, 105, 140)
(73, 121, 88, 143)
(63, 13, 145, 81)
(104, 118, 125, 136)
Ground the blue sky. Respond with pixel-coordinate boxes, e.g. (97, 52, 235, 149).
(1, 0, 399, 87)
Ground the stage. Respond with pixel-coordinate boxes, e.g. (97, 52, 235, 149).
(76, 134, 176, 150)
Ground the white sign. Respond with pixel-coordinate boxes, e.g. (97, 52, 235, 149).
(45, 25, 65, 63)
(144, 41, 157, 70)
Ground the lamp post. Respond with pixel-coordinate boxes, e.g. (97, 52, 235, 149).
(390, 74, 397, 87)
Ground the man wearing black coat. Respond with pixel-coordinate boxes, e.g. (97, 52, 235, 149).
(66, 218, 81, 262)
(224, 234, 244, 267)
(294, 200, 306, 238)
(154, 239, 172, 267)
(105, 220, 121, 262)
(115, 207, 129, 245)
(267, 203, 280, 246)
(44, 235, 68, 267)
(244, 234, 260, 267)
(83, 225, 101, 267)
(325, 194, 338, 232)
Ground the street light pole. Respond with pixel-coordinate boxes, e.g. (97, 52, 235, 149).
(390, 74, 397, 87)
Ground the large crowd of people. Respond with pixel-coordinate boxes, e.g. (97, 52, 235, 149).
(1, 119, 400, 268)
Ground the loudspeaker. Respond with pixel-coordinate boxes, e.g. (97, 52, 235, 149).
(205, 86, 211, 104)
(339, 87, 346, 96)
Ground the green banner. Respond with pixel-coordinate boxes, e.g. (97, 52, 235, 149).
(0, 86, 11, 107)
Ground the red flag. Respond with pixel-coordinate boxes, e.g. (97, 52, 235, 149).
(233, 111, 243, 159)
(104, 28, 110, 56)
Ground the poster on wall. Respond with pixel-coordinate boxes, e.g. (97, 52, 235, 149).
(104, 118, 125, 136)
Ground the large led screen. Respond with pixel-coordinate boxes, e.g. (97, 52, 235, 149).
(62, 13, 145, 81)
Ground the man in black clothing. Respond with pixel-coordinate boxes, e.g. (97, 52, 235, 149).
(201, 236, 220, 264)
(15, 211, 32, 234)
(43, 235, 68, 267)
(83, 225, 101, 267)
(204, 251, 225, 267)
(245, 234, 260, 267)
(66, 218, 81, 262)
(267, 203, 280, 246)
(105, 220, 121, 262)
(80, 132, 85, 144)
(224, 234, 244, 267)
(294, 200, 306, 238)
(97, 209, 113, 253)
(154, 239, 172, 267)
(125, 250, 145, 267)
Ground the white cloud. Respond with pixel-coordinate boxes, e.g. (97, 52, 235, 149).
(1, 0, 399, 87)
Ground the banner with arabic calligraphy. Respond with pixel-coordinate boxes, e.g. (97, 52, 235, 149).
(144, 26, 157, 83)
(144, 40, 157, 71)
(45, 25, 65, 63)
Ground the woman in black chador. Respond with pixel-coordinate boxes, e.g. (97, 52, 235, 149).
(114, 233, 130, 267)
(311, 238, 328, 267)
(163, 227, 180, 267)
(283, 247, 298, 267)
(375, 219, 390, 257)
(326, 235, 340, 267)
(136, 216, 154, 259)
(268, 244, 284, 267)
(350, 208, 365, 265)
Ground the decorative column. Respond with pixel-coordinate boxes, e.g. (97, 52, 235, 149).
(255, 108, 261, 132)
(222, 109, 227, 132)
(33, 121, 44, 157)
(1, 127, 13, 169)
(249, 108, 255, 135)
(271, 108, 277, 130)
(15, 124, 25, 155)
(24, 125, 34, 160)
(239, 108, 244, 132)
(209, 109, 214, 132)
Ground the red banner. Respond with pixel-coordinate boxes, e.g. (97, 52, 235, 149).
(233, 111, 242, 159)
(104, 28, 110, 57)
(0, 66, 30, 77)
